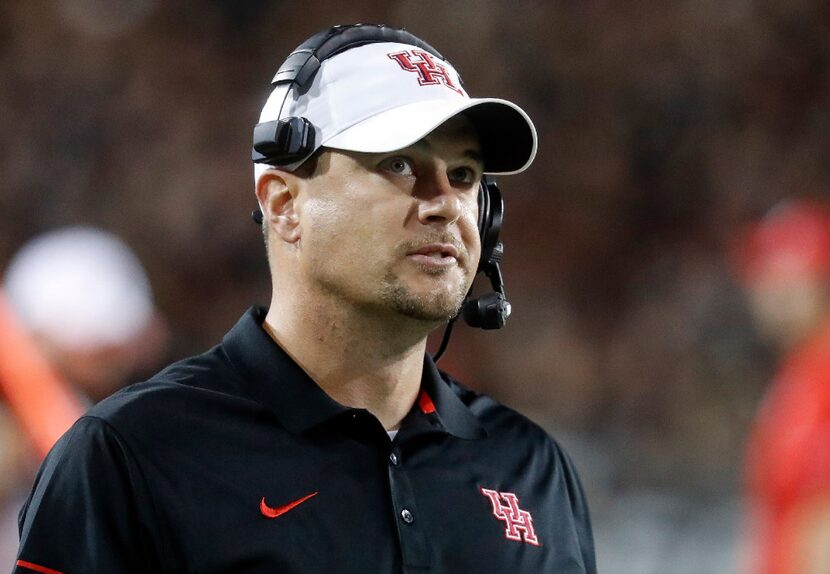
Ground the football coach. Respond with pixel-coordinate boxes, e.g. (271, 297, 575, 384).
(14, 24, 596, 574)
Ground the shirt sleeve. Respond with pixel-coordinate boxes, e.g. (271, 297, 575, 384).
(15, 416, 165, 574)
(554, 440, 597, 574)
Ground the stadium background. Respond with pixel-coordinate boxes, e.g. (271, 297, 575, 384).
(2, 0, 830, 571)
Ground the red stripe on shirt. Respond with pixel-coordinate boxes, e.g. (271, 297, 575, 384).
(418, 390, 436, 414)
(15, 560, 65, 574)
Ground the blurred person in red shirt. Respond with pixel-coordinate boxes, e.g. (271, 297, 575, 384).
(734, 199, 830, 574)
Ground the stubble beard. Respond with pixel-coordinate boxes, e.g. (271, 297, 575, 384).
(379, 266, 470, 324)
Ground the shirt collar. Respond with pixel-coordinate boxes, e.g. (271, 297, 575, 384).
(221, 307, 349, 434)
(418, 354, 487, 440)
(221, 307, 486, 439)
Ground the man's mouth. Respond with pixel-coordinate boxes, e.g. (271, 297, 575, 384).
(406, 243, 461, 267)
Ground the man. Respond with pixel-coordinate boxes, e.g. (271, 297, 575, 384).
(15, 24, 595, 573)
(733, 199, 830, 574)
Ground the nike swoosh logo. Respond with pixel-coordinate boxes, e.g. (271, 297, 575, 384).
(260, 491, 318, 519)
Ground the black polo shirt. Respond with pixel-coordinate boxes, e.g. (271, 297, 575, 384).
(15, 307, 595, 573)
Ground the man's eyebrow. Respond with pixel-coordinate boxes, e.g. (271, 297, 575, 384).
(464, 149, 485, 167)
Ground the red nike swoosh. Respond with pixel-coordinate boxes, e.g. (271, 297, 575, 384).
(260, 491, 318, 519)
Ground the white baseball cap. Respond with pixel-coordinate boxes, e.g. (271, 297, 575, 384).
(254, 41, 537, 181)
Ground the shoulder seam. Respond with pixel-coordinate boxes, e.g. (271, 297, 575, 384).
(81, 415, 178, 569)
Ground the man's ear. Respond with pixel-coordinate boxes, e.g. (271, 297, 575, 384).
(255, 169, 301, 244)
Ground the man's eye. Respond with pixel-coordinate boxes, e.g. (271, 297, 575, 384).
(381, 157, 414, 175)
(449, 166, 479, 185)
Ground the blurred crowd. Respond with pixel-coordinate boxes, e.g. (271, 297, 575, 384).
(2, 0, 830, 571)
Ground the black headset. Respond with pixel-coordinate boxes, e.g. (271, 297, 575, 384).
(251, 24, 511, 357)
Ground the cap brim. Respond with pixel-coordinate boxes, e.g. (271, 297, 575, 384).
(322, 98, 537, 175)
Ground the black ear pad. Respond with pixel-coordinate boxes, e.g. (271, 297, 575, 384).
(252, 117, 316, 165)
(477, 176, 503, 272)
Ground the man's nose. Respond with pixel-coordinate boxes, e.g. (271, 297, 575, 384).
(415, 171, 462, 225)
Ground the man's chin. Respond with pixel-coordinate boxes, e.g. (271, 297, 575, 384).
(380, 267, 471, 323)
(381, 286, 464, 324)
(397, 291, 464, 323)
(402, 306, 459, 324)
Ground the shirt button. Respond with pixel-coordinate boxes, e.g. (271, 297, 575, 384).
(400, 508, 414, 524)
(389, 452, 399, 466)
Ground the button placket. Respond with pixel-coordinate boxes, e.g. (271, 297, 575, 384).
(387, 444, 430, 568)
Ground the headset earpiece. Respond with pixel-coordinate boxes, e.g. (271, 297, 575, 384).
(252, 117, 316, 165)
(476, 176, 503, 271)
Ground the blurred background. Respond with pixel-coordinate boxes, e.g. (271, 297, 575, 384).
(3, 0, 830, 571)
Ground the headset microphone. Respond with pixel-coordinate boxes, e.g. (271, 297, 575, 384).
(432, 238, 511, 362)
(462, 291, 510, 328)
(461, 246, 511, 329)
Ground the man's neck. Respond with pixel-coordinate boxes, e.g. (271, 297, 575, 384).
(263, 293, 432, 431)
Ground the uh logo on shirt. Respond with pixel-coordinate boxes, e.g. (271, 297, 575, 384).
(480, 487, 540, 546)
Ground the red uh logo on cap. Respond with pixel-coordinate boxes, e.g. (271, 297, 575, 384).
(388, 50, 464, 95)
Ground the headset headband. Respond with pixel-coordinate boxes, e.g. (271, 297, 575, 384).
(271, 24, 447, 90)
